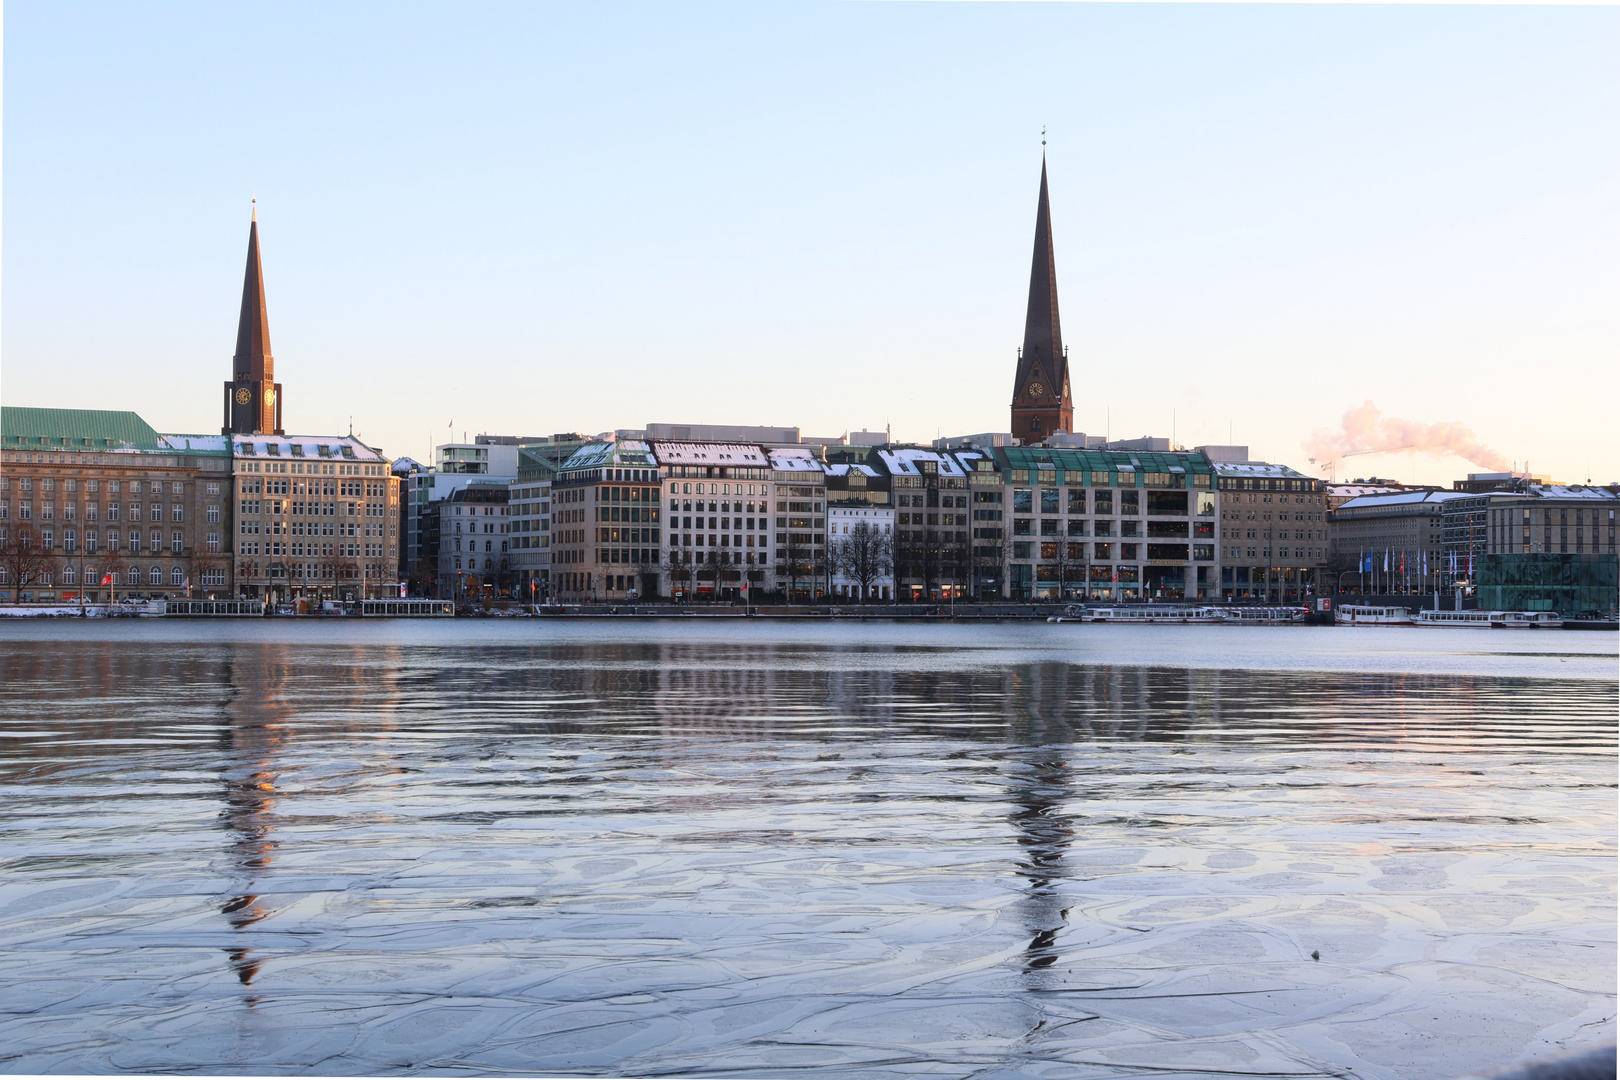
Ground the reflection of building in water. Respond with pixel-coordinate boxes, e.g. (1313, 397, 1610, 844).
(1003, 746, 1074, 975)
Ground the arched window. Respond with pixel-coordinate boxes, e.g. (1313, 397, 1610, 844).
(41, 571, 54, 586)
(127, 566, 141, 585)
(149, 565, 163, 585)
(484, 558, 492, 570)
(171, 566, 184, 585)
(84, 567, 97, 586)
(62, 566, 76, 585)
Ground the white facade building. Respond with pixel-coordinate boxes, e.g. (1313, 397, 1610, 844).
(827, 503, 896, 601)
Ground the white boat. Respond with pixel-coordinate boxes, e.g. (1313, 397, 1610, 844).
(1490, 611, 1564, 629)
(1078, 606, 1227, 624)
(1223, 606, 1308, 624)
(1414, 609, 1493, 628)
(1335, 604, 1414, 626)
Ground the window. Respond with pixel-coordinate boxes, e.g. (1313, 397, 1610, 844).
(1040, 489, 1060, 514)
(149, 566, 163, 585)
(172, 531, 184, 553)
(172, 505, 184, 521)
(171, 566, 184, 585)
(127, 566, 140, 585)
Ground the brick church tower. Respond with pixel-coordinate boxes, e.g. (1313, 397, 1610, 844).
(1010, 157, 1073, 442)
(222, 205, 285, 436)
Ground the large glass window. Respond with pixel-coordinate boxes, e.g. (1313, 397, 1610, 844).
(1147, 491, 1189, 516)
(1012, 489, 1032, 514)
(1040, 489, 1059, 514)
(1093, 490, 1113, 515)
(1066, 489, 1085, 514)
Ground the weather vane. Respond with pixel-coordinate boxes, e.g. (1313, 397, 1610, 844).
(1041, 126, 1047, 147)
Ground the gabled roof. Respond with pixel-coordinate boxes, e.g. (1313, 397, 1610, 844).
(231, 434, 388, 462)
(875, 447, 970, 478)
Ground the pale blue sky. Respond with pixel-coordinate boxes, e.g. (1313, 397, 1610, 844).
(5, 2, 1617, 483)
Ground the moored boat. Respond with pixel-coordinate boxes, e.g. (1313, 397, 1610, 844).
(1223, 606, 1308, 625)
(1335, 604, 1414, 626)
(1079, 606, 1227, 624)
(1414, 609, 1494, 628)
(1490, 611, 1564, 629)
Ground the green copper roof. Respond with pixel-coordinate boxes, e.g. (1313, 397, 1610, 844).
(1, 406, 164, 449)
(999, 446, 1214, 475)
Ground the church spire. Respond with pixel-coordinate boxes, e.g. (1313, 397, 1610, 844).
(234, 206, 273, 383)
(223, 204, 285, 436)
(1022, 156, 1063, 374)
(1010, 152, 1074, 442)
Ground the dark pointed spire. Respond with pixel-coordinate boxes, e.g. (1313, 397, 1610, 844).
(233, 206, 273, 382)
(1022, 156, 1062, 370)
(1010, 151, 1074, 442)
(223, 203, 285, 437)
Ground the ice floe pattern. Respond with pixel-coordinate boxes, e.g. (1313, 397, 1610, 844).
(0, 628, 1614, 1078)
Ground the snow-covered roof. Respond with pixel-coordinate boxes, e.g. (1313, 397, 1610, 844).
(158, 434, 231, 453)
(875, 447, 967, 478)
(1524, 485, 1620, 501)
(649, 442, 769, 467)
(824, 463, 880, 478)
(1211, 461, 1312, 479)
(769, 448, 824, 473)
(1329, 484, 1405, 498)
(1336, 491, 1464, 512)
(231, 434, 388, 463)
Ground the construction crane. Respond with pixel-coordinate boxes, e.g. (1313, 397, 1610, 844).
(1309, 445, 1415, 483)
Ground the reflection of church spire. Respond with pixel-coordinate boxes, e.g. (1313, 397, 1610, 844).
(218, 657, 288, 989)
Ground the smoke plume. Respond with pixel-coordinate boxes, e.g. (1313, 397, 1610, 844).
(1303, 400, 1511, 474)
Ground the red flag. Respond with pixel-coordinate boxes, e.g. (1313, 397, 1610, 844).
(101, 574, 114, 586)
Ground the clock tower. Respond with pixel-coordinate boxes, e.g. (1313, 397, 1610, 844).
(1010, 157, 1073, 443)
(222, 206, 285, 436)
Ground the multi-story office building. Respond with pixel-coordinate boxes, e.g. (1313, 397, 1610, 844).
(1327, 490, 1460, 589)
(229, 434, 399, 603)
(874, 447, 975, 601)
(656, 441, 774, 602)
(430, 482, 511, 600)
(0, 407, 233, 603)
(769, 447, 827, 601)
(1466, 484, 1618, 557)
(996, 446, 1219, 601)
(553, 440, 663, 602)
(1212, 461, 1329, 601)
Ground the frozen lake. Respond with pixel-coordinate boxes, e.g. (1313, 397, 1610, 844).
(0, 621, 1614, 1078)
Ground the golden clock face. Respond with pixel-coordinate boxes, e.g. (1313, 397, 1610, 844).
(266, 388, 276, 406)
(235, 387, 252, 404)
(1028, 383, 1045, 398)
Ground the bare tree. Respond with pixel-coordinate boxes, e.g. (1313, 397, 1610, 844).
(835, 520, 894, 603)
(0, 523, 49, 599)
(665, 547, 691, 602)
(779, 529, 815, 603)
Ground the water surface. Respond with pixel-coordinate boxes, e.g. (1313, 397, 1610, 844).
(0, 622, 1614, 1078)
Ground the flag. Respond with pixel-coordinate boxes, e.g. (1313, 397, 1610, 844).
(1383, 550, 1389, 572)
(101, 573, 113, 586)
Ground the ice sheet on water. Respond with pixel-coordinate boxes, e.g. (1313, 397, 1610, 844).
(0, 625, 1613, 1077)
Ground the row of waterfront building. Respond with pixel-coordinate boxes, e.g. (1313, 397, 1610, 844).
(5, 407, 1612, 608)
(2, 170, 1613, 610)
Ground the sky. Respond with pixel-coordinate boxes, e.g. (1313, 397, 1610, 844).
(4, 1, 1617, 485)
